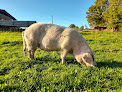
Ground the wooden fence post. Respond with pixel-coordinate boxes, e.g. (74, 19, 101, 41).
(95, 30, 97, 40)
(91, 30, 93, 39)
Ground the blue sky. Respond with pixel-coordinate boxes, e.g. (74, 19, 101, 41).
(0, 0, 95, 28)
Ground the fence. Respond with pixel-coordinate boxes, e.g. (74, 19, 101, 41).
(0, 27, 25, 32)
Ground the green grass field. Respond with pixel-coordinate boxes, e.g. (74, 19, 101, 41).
(0, 31, 122, 92)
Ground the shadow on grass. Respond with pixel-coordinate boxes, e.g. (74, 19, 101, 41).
(21, 55, 122, 69)
(35, 57, 60, 63)
(0, 67, 14, 75)
(0, 67, 13, 75)
(20, 56, 78, 70)
(80, 32, 91, 35)
(35, 56, 79, 65)
(1, 41, 23, 46)
(97, 61, 122, 68)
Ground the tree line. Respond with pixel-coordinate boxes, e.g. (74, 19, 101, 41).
(86, 0, 121, 30)
(69, 24, 88, 31)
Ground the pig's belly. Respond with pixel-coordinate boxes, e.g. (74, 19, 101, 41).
(40, 38, 61, 51)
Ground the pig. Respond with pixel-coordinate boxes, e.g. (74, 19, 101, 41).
(22, 23, 97, 67)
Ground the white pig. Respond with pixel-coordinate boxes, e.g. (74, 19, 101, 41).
(22, 23, 97, 67)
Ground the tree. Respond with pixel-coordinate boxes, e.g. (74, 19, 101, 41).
(86, 0, 109, 27)
(86, 0, 121, 30)
(69, 24, 76, 28)
(106, 0, 121, 29)
(80, 25, 84, 30)
(75, 26, 79, 30)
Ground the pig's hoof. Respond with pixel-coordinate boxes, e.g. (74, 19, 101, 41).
(62, 62, 66, 64)
(28, 57, 34, 60)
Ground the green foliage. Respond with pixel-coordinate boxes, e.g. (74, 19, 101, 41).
(69, 24, 80, 30)
(74, 26, 79, 30)
(86, 0, 108, 27)
(0, 31, 122, 91)
(69, 24, 76, 28)
(80, 25, 84, 30)
(106, 0, 121, 30)
(86, 0, 121, 30)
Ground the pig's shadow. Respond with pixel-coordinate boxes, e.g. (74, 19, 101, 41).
(35, 56, 78, 65)
(36, 57, 122, 68)
(97, 61, 122, 68)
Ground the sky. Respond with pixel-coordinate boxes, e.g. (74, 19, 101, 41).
(0, 0, 95, 28)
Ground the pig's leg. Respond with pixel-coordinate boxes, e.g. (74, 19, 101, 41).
(31, 49, 36, 59)
(26, 40, 37, 60)
(28, 49, 36, 60)
(28, 50, 32, 59)
(61, 49, 68, 64)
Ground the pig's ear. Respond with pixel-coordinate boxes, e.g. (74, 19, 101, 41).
(82, 53, 94, 67)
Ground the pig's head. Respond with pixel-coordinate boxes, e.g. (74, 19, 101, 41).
(81, 53, 97, 67)
(77, 53, 97, 67)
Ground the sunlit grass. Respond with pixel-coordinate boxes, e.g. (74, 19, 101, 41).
(0, 31, 122, 91)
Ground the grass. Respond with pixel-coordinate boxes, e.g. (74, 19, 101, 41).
(0, 31, 122, 92)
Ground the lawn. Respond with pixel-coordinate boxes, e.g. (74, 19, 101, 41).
(0, 31, 122, 92)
